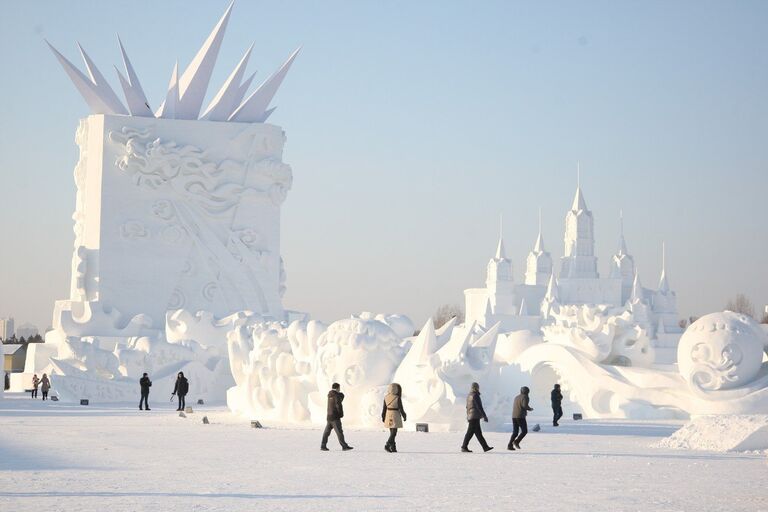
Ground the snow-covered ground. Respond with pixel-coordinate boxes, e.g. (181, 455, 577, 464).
(0, 394, 765, 512)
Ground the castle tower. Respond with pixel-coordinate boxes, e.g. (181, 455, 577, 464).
(609, 212, 636, 303)
(525, 209, 553, 286)
(560, 181, 599, 279)
(651, 242, 679, 333)
(485, 218, 516, 315)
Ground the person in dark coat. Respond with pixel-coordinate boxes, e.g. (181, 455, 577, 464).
(508, 386, 534, 450)
(551, 384, 563, 427)
(461, 382, 493, 453)
(381, 383, 407, 453)
(40, 374, 51, 401)
(139, 373, 152, 411)
(321, 383, 353, 451)
(172, 372, 189, 411)
(31, 374, 39, 399)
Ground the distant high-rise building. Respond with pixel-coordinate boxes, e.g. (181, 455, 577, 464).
(0, 317, 15, 341)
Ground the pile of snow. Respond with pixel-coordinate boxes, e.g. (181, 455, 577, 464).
(658, 415, 768, 452)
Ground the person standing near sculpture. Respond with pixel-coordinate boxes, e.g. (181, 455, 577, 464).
(321, 383, 353, 451)
(139, 373, 152, 411)
(551, 384, 563, 427)
(509, 386, 533, 450)
(31, 374, 40, 399)
(172, 372, 189, 411)
(381, 383, 407, 453)
(461, 382, 493, 453)
(40, 374, 51, 401)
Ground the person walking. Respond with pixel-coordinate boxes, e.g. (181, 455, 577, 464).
(381, 383, 407, 453)
(172, 372, 189, 411)
(40, 374, 51, 401)
(508, 386, 533, 450)
(139, 373, 152, 411)
(320, 383, 353, 451)
(31, 374, 40, 399)
(461, 382, 493, 453)
(551, 384, 563, 427)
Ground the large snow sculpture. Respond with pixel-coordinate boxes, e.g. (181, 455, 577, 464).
(22, 3, 301, 401)
(678, 312, 766, 391)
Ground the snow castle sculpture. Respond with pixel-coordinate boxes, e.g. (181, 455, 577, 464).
(21, 2, 301, 399)
(464, 183, 683, 362)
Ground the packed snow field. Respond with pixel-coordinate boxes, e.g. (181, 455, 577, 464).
(0, 396, 765, 512)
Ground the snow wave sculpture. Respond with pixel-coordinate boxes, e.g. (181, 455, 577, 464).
(519, 310, 768, 418)
(542, 303, 655, 368)
(226, 314, 523, 430)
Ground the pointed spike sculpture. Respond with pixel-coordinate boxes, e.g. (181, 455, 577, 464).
(201, 43, 254, 121)
(76, 43, 129, 115)
(46, 40, 127, 115)
(518, 298, 528, 316)
(545, 273, 559, 302)
(116, 35, 152, 116)
(437, 321, 476, 365)
(157, 62, 180, 119)
(470, 321, 501, 349)
(174, 1, 234, 119)
(229, 47, 301, 123)
(435, 315, 457, 341)
(402, 318, 439, 368)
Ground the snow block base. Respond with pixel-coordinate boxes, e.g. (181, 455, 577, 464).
(659, 415, 768, 452)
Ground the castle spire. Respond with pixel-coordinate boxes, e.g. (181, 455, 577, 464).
(495, 214, 506, 259)
(533, 207, 544, 252)
(618, 210, 628, 255)
(571, 162, 587, 211)
(630, 270, 643, 303)
(658, 241, 670, 293)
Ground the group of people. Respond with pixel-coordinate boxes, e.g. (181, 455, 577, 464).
(29, 373, 51, 400)
(136, 371, 189, 411)
(319, 381, 566, 453)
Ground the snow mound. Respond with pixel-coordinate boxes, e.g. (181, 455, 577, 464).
(658, 415, 768, 452)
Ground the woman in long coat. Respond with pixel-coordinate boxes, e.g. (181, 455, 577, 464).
(381, 383, 407, 452)
(40, 374, 51, 401)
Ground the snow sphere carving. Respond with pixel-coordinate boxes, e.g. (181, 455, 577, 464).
(678, 312, 766, 391)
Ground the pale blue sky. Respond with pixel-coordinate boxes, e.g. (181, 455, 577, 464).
(1, 1, 767, 331)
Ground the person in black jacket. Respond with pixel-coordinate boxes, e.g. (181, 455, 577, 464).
(321, 383, 353, 451)
(551, 383, 563, 427)
(509, 386, 534, 450)
(139, 373, 152, 411)
(461, 382, 493, 453)
(172, 372, 189, 411)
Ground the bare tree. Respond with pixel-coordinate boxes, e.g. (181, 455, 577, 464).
(434, 304, 464, 329)
(725, 293, 755, 318)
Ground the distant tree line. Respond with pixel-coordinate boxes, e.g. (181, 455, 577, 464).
(0, 333, 44, 344)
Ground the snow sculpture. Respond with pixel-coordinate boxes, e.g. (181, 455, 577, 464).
(21, 3, 302, 400)
(519, 309, 768, 419)
(543, 303, 655, 368)
(678, 312, 766, 391)
(47, 311, 243, 402)
(227, 315, 408, 426)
